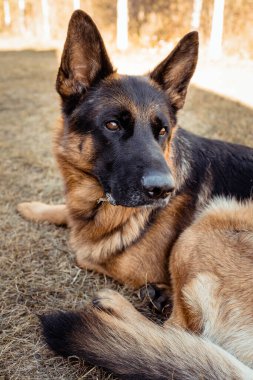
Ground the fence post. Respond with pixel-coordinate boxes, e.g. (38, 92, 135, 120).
(209, 0, 225, 60)
(116, 0, 128, 51)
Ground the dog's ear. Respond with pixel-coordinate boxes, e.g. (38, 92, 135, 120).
(56, 10, 113, 100)
(150, 32, 198, 111)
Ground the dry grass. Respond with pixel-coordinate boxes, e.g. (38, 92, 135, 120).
(0, 49, 253, 380)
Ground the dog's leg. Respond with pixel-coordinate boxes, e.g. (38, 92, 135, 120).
(77, 253, 171, 289)
(17, 202, 68, 225)
(40, 289, 253, 380)
(95, 248, 171, 289)
(164, 199, 253, 367)
(165, 270, 253, 368)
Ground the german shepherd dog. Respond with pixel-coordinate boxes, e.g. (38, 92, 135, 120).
(18, 10, 253, 379)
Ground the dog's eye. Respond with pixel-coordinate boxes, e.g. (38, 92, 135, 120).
(105, 121, 120, 131)
(159, 127, 167, 136)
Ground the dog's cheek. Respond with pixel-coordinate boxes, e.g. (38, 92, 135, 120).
(79, 135, 95, 165)
(63, 133, 95, 171)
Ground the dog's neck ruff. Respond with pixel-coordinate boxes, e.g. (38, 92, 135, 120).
(69, 201, 159, 265)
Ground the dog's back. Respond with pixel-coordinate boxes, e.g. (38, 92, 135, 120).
(173, 128, 253, 203)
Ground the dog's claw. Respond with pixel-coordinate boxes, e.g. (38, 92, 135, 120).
(92, 298, 101, 308)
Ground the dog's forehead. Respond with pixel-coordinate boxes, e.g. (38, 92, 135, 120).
(94, 75, 169, 116)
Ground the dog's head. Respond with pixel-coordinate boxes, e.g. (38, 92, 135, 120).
(56, 10, 198, 207)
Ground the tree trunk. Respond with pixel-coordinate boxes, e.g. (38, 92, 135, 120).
(3, 0, 11, 26)
(209, 0, 225, 60)
(191, 0, 203, 30)
(73, 0, 80, 10)
(116, 0, 128, 51)
(18, 0, 26, 34)
(41, 0, 50, 40)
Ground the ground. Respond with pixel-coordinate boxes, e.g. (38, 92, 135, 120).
(0, 49, 253, 380)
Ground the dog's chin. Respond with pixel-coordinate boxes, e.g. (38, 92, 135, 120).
(105, 192, 172, 208)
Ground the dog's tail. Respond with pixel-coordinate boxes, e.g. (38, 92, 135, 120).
(17, 202, 68, 225)
(40, 306, 253, 380)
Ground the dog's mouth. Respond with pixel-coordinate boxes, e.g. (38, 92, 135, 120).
(98, 191, 174, 208)
(105, 193, 117, 206)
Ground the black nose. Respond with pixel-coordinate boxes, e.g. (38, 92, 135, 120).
(141, 172, 175, 199)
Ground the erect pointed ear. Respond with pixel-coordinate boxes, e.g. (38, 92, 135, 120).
(150, 32, 198, 111)
(56, 10, 114, 100)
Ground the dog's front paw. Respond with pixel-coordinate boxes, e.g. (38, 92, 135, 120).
(139, 283, 173, 316)
(92, 289, 135, 318)
(17, 201, 45, 221)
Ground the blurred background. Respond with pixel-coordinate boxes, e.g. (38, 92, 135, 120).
(0, 0, 253, 105)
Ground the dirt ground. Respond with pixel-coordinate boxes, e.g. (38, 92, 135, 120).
(0, 49, 253, 380)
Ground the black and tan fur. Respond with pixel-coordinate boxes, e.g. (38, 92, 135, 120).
(17, 10, 253, 378)
(18, 10, 253, 288)
(40, 199, 253, 379)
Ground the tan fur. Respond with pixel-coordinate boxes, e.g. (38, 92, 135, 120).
(17, 113, 193, 288)
(17, 13, 199, 288)
(17, 202, 68, 225)
(17, 173, 191, 289)
(18, 11, 253, 376)
(85, 284, 253, 379)
(166, 198, 253, 367)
